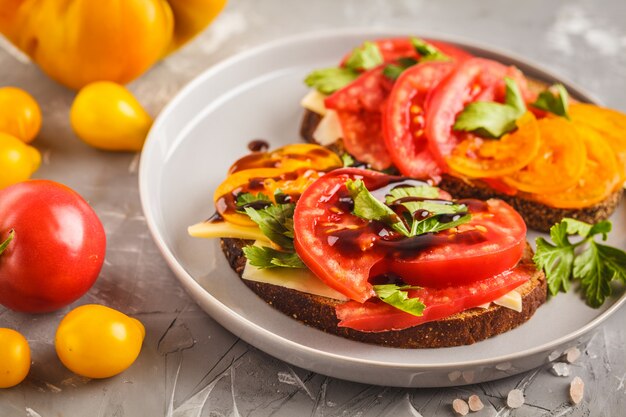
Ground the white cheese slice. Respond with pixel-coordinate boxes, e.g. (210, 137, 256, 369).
(300, 89, 327, 116)
(476, 290, 523, 311)
(188, 221, 269, 243)
(242, 242, 349, 301)
(493, 290, 523, 312)
(312, 110, 343, 146)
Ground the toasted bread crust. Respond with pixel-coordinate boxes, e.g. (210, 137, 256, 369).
(300, 108, 623, 232)
(221, 238, 546, 349)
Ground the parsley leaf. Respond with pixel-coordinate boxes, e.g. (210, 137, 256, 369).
(345, 41, 384, 71)
(242, 245, 306, 269)
(534, 218, 626, 307)
(346, 179, 410, 237)
(236, 192, 271, 211)
(534, 235, 574, 295)
(304, 68, 359, 95)
(385, 184, 441, 202)
(244, 204, 296, 250)
(373, 284, 425, 316)
(383, 57, 418, 80)
(410, 37, 450, 62)
(412, 213, 472, 236)
(453, 77, 527, 138)
(345, 180, 472, 238)
(532, 84, 570, 119)
(341, 153, 356, 167)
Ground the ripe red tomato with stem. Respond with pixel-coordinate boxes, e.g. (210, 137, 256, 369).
(0, 180, 106, 313)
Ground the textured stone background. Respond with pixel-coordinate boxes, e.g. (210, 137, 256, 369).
(1, 1, 625, 415)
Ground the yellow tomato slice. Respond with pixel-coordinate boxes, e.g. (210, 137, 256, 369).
(503, 117, 586, 193)
(214, 167, 326, 226)
(533, 124, 621, 208)
(228, 143, 342, 174)
(569, 103, 626, 179)
(446, 112, 540, 178)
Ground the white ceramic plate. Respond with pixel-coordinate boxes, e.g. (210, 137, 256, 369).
(139, 29, 626, 387)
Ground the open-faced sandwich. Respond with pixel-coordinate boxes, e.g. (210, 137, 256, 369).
(300, 37, 626, 231)
(188, 37, 626, 349)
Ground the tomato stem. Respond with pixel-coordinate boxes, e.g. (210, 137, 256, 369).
(0, 229, 15, 255)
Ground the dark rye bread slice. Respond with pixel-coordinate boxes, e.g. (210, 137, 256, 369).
(221, 237, 547, 349)
(300, 107, 623, 232)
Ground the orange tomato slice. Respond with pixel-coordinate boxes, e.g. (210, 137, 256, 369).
(532, 124, 621, 208)
(569, 103, 626, 180)
(503, 117, 586, 193)
(446, 112, 541, 178)
(228, 143, 342, 174)
(214, 167, 326, 226)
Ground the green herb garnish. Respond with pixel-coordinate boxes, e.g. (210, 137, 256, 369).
(534, 218, 626, 307)
(346, 179, 410, 236)
(304, 68, 360, 95)
(243, 245, 307, 269)
(410, 37, 450, 62)
(345, 179, 471, 238)
(373, 284, 425, 316)
(531, 84, 570, 119)
(236, 192, 271, 211)
(453, 77, 526, 138)
(244, 203, 296, 251)
(382, 57, 418, 80)
(344, 41, 384, 71)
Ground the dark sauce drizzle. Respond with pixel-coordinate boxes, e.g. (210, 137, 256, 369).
(247, 139, 269, 152)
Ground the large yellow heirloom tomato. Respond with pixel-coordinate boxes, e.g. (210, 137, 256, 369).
(70, 82, 153, 152)
(0, 87, 42, 143)
(0, 0, 227, 90)
(55, 304, 145, 379)
(0, 132, 41, 189)
(0, 328, 31, 389)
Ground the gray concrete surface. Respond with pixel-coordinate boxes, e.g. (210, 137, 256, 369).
(1, 0, 625, 415)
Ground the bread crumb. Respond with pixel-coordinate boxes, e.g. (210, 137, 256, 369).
(565, 347, 581, 363)
(468, 394, 484, 411)
(452, 398, 469, 415)
(507, 389, 524, 408)
(570, 376, 584, 404)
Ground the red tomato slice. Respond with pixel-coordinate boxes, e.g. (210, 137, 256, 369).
(336, 262, 533, 331)
(325, 66, 394, 170)
(328, 39, 473, 171)
(383, 61, 456, 179)
(340, 38, 473, 66)
(425, 58, 532, 170)
(293, 168, 527, 303)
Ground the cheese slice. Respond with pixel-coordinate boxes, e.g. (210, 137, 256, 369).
(477, 290, 523, 312)
(188, 221, 269, 242)
(493, 289, 523, 312)
(242, 242, 349, 301)
(300, 89, 327, 116)
(313, 110, 343, 146)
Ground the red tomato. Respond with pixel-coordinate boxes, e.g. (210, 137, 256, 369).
(328, 38, 473, 171)
(336, 261, 533, 331)
(0, 180, 106, 313)
(340, 38, 473, 67)
(383, 61, 456, 179)
(324, 66, 394, 170)
(293, 168, 526, 302)
(425, 58, 532, 169)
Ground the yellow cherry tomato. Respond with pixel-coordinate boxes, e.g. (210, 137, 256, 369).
(55, 304, 145, 379)
(0, 328, 31, 388)
(0, 87, 42, 143)
(0, 132, 41, 189)
(70, 82, 153, 152)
